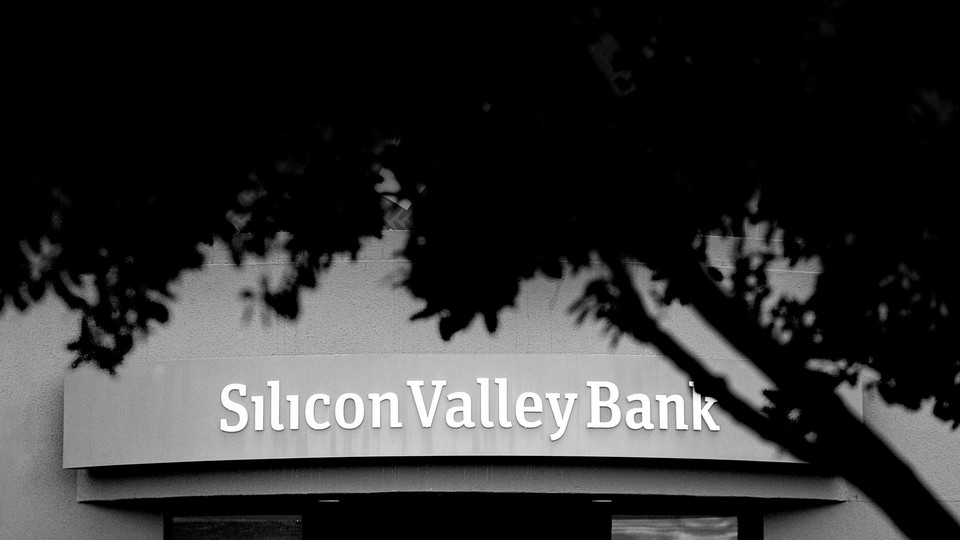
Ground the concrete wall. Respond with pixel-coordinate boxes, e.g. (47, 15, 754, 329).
(0, 293, 164, 538)
(2, 232, 957, 538)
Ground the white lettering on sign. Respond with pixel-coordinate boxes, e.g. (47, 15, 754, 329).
(368, 392, 402, 428)
(407, 380, 446, 427)
(305, 393, 330, 430)
(545, 393, 577, 441)
(218, 379, 721, 439)
(587, 381, 621, 428)
(220, 383, 248, 432)
(690, 381, 720, 431)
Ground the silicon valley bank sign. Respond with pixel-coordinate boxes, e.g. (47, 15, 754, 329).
(64, 354, 794, 468)
(219, 378, 720, 440)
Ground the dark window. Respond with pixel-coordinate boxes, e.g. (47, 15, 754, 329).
(168, 515, 302, 540)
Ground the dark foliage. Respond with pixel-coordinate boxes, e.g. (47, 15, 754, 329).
(3, 3, 958, 536)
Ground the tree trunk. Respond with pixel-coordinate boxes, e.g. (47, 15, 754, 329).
(673, 260, 960, 538)
(820, 408, 960, 538)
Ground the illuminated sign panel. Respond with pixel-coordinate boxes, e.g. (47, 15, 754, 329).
(63, 354, 796, 468)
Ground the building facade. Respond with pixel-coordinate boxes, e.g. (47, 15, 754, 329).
(2, 232, 958, 539)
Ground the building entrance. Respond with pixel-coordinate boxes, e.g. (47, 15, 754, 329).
(166, 494, 755, 539)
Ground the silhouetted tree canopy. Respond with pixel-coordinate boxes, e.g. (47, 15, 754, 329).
(4, 3, 958, 537)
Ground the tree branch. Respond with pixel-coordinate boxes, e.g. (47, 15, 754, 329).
(665, 251, 960, 538)
(600, 253, 821, 462)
